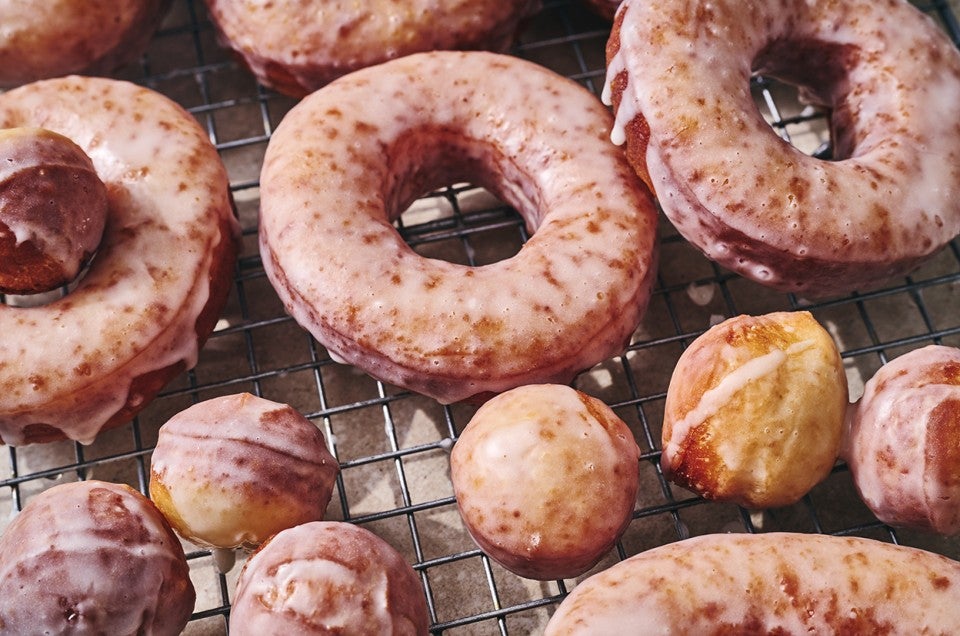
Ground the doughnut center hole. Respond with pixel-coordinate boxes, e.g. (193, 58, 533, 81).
(752, 38, 860, 160)
(389, 130, 540, 267)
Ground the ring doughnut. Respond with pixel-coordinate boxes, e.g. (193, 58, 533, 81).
(0, 76, 239, 446)
(203, 0, 542, 97)
(0, 1, 171, 88)
(604, 0, 960, 296)
(259, 51, 659, 404)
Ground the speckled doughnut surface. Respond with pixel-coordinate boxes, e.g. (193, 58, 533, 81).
(0, 77, 239, 445)
(0, 0, 171, 88)
(605, 0, 960, 296)
(843, 345, 960, 535)
(259, 51, 658, 404)
(203, 0, 541, 97)
(0, 480, 194, 635)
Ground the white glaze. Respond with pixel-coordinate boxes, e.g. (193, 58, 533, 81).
(259, 51, 659, 404)
(844, 345, 960, 534)
(229, 521, 429, 635)
(545, 532, 960, 634)
(0, 76, 239, 445)
(0, 0, 169, 87)
(450, 384, 640, 580)
(205, 0, 541, 95)
(0, 127, 106, 286)
(0, 480, 194, 636)
(663, 339, 814, 460)
(605, 0, 960, 295)
(150, 393, 339, 549)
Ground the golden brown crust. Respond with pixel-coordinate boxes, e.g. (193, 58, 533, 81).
(661, 311, 847, 508)
(0, 128, 108, 294)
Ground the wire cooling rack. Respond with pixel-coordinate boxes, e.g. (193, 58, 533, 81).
(2, 1, 960, 634)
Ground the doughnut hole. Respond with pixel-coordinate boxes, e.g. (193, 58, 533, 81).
(450, 384, 640, 580)
(0, 481, 195, 635)
(843, 345, 960, 535)
(0, 127, 107, 295)
(229, 522, 429, 634)
(149, 393, 340, 550)
(661, 311, 848, 509)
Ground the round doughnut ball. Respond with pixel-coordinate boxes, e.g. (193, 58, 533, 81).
(150, 393, 340, 550)
(844, 345, 960, 534)
(0, 76, 239, 446)
(450, 384, 640, 580)
(0, 480, 194, 635)
(605, 0, 960, 296)
(0, 0, 171, 87)
(229, 521, 429, 635)
(661, 311, 848, 509)
(203, 0, 541, 97)
(259, 51, 658, 404)
(0, 127, 108, 294)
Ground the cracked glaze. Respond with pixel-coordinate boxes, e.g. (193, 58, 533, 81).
(259, 51, 658, 404)
(0, 481, 194, 636)
(0, 77, 239, 445)
(605, 0, 960, 295)
(230, 521, 429, 635)
(545, 532, 960, 635)
(204, 0, 541, 96)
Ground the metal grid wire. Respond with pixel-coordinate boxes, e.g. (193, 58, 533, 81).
(2, 0, 960, 634)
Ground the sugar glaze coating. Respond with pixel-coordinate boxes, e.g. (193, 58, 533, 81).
(150, 393, 340, 549)
(844, 345, 960, 535)
(230, 521, 429, 635)
(661, 311, 848, 509)
(0, 77, 239, 445)
(450, 384, 640, 580)
(0, 0, 171, 87)
(545, 532, 960, 634)
(204, 0, 541, 97)
(605, 0, 960, 295)
(260, 51, 658, 404)
(0, 480, 195, 635)
(0, 127, 108, 294)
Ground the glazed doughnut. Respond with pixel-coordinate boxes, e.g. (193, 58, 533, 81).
(0, 127, 108, 294)
(844, 345, 960, 535)
(0, 76, 239, 446)
(661, 311, 847, 509)
(150, 393, 340, 550)
(0, 480, 195, 635)
(544, 532, 960, 634)
(450, 384, 639, 580)
(229, 521, 429, 634)
(604, 0, 960, 296)
(259, 51, 658, 404)
(0, 1, 171, 88)
(203, 0, 541, 97)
